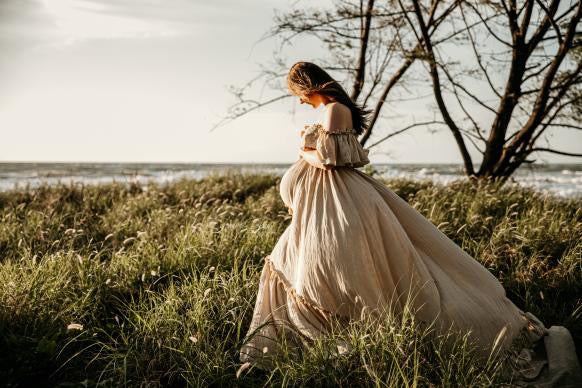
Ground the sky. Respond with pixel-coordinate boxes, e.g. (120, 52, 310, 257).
(1, 0, 580, 164)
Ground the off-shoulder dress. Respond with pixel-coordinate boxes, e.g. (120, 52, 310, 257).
(239, 102, 581, 387)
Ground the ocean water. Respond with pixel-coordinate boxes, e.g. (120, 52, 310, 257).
(0, 162, 580, 199)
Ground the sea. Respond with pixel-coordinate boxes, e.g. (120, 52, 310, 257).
(0, 162, 581, 199)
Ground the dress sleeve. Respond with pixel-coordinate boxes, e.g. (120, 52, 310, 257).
(299, 104, 370, 170)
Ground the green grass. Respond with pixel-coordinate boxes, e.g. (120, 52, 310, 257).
(0, 169, 580, 386)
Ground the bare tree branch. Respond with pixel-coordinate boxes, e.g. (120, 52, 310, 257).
(527, 147, 582, 157)
(352, 0, 375, 101)
(210, 94, 290, 132)
(367, 120, 446, 148)
(405, 0, 475, 175)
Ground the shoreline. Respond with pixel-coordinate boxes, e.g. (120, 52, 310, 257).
(1, 162, 581, 199)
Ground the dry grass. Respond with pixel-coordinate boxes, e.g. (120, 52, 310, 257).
(0, 169, 580, 386)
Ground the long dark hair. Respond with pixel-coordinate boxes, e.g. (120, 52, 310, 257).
(287, 61, 372, 136)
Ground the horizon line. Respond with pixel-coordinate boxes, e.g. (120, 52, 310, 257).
(1, 160, 581, 166)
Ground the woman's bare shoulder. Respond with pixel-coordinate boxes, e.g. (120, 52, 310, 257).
(326, 101, 349, 112)
(324, 101, 352, 131)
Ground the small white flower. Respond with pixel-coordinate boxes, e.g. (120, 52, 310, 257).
(67, 323, 83, 331)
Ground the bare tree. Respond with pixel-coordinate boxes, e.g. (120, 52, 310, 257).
(217, 0, 582, 183)
(401, 0, 582, 181)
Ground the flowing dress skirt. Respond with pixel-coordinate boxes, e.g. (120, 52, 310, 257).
(239, 158, 581, 386)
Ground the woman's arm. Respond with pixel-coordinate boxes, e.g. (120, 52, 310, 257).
(299, 149, 331, 170)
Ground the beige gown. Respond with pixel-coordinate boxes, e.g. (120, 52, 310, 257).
(239, 102, 581, 386)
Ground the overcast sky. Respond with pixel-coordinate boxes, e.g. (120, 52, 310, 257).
(1, 0, 580, 164)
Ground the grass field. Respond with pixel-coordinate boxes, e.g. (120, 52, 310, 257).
(0, 169, 580, 386)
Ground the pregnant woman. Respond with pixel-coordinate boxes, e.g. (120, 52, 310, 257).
(239, 61, 581, 386)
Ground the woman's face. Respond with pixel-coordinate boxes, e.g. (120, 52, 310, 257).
(299, 93, 324, 108)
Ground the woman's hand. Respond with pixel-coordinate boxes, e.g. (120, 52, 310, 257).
(287, 206, 293, 216)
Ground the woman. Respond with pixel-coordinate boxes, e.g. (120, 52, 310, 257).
(238, 62, 581, 386)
